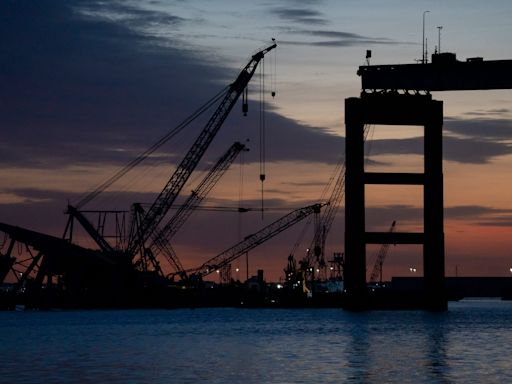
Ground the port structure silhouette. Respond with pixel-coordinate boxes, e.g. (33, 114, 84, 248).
(343, 52, 512, 310)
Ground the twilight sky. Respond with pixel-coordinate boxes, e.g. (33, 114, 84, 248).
(1, 0, 512, 281)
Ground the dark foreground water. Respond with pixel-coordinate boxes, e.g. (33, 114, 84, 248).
(1, 300, 512, 383)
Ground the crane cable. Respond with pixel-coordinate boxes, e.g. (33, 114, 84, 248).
(238, 145, 246, 240)
(271, 38, 277, 98)
(259, 57, 266, 219)
(74, 86, 230, 209)
(258, 43, 277, 219)
(364, 124, 375, 167)
(288, 123, 374, 265)
(236, 148, 246, 274)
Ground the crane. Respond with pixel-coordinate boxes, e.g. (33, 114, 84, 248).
(127, 43, 276, 259)
(148, 141, 247, 277)
(150, 142, 247, 249)
(65, 205, 116, 254)
(0, 43, 279, 307)
(297, 124, 373, 278)
(368, 220, 396, 285)
(185, 203, 325, 279)
(62, 43, 275, 267)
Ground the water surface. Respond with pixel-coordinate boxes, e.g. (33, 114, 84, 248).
(1, 300, 511, 383)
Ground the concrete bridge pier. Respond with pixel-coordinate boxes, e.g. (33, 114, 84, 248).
(343, 93, 446, 311)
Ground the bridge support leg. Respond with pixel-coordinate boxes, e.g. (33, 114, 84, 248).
(343, 94, 446, 311)
(424, 102, 446, 310)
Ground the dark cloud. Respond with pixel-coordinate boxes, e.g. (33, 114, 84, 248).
(277, 28, 408, 47)
(310, 30, 374, 39)
(445, 205, 512, 219)
(464, 108, 511, 117)
(445, 117, 512, 141)
(444, 136, 510, 163)
(445, 205, 512, 227)
(364, 115, 512, 164)
(0, 0, 230, 168)
(273, 7, 328, 25)
(367, 134, 510, 164)
(365, 204, 512, 229)
(477, 217, 512, 227)
(279, 39, 401, 48)
(365, 205, 421, 228)
(0, 0, 348, 175)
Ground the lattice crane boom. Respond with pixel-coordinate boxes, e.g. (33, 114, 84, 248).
(148, 141, 246, 277)
(151, 141, 246, 246)
(369, 220, 396, 284)
(127, 43, 276, 256)
(186, 203, 325, 278)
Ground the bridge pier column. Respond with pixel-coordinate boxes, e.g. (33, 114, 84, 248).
(344, 93, 446, 310)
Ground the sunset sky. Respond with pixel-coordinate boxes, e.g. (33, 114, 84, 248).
(2, 0, 512, 282)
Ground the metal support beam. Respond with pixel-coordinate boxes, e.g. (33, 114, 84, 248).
(358, 54, 512, 91)
(365, 172, 425, 185)
(365, 232, 424, 245)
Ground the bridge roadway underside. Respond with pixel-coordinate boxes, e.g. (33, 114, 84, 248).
(344, 93, 446, 311)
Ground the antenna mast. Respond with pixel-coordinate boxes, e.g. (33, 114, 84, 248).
(422, 10, 430, 63)
(437, 26, 443, 53)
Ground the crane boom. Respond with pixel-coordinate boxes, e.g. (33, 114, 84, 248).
(308, 124, 371, 264)
(186, 203, 325, 278)
(129, 203, 185, 276)
(128, 43, 276, 256)
(148, 142, 246, 277)
(311, 163, 345, 257)
(151, 141, 246, 247)
(369, 220, 396, 284)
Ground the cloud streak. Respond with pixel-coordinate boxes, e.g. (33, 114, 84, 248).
(445, 117, 512, 141)
(279, 28, 408, 47)
(272, 7, 328, 25)
(368, 115, 512, 164)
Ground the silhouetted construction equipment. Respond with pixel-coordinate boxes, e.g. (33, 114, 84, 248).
(288, 122, 374, 288)
(0, 43, 277, 308)
(368, 221, 396, 285)
(64, 43, 275, 273)
(148, 141, 248, 278)
(185, 203, 325, 279)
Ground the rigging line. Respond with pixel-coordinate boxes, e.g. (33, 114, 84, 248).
(364, 124, 375, 168)
(109, 114, 202, 205)
(238, 147, 245, 242)
(74, 86, 230, 209)
(236, 148, 246, 273)
(363, 124, 375, 168)
(271, 39, 277, 98)
(320, 155, 345, 203)
(138, 203, 299, 212)
(259, 57, 266, 219)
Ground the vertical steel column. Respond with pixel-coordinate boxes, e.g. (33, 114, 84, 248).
(344, 98, 368, 308)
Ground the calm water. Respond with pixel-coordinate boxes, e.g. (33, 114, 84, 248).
(1, 300, 512, 383)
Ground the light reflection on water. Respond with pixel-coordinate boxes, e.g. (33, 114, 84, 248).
(1, 300, 512, 383)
